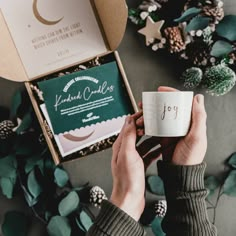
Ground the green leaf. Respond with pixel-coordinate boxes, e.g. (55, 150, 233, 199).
(2, 211, 29, 236)
(47, 216, 71, 236)
(0, 155, 17, 178)
(75, 216, 86, 232)
(11, 91, 22, 117)
(151, 217, 165, 236)
(216, 15, 236, 41)
(21, 183, 38, 207)
(54, 168, 69, 188)
(211, 40, 233, 57)
(58, 191, 79, 217)
(205, 176, 221, 191)
(147, 176, 165, 195)
(27, 169, 42, 199)
(45, 211, 52, 222)
(223, 170, 236, 197)
(228, 152, 236, 168)
(0, 176, 17, 199)
(186, 16, 210, 32)
(80, 211, 93, 231)
(205, 176, 221, 199)
(25, 154, 43, 174)
(174, 7, 202, 23)
(16, 112, 32, 134)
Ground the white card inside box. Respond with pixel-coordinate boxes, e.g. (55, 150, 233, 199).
(40, 104, 127, 157)
(0, 0, 107, 78)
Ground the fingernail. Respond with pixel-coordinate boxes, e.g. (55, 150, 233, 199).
(196, 94, 204, 104)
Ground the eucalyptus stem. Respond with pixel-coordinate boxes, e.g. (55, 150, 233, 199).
(17, 170, 47, 225)
(212, 184, 224, 225)
(31, 206, 47, 225)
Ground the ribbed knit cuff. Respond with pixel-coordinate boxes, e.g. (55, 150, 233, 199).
(90, 200, 146, 236)
(157, 161, 206, 195)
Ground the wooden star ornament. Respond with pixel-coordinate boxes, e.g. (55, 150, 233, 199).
(138, 16, 165, 46)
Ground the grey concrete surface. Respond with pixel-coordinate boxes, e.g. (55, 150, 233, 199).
(1, 0, 236, 235)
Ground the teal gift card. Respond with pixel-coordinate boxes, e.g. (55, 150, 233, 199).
(38, 61, 133, 135)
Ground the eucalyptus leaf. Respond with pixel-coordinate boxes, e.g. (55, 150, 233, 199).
(151, 217, 165, 236)
(54, 168, 69, 188)
(58, 191, 79, 217)
(75, 216, 86, 232)
(47, 216, 71, 236)
(44, 156, 55, 170)
(0, 155, 17, 178)
(205, 176, 221, 191)
(147, 176, 165, 195)
(25, 154, 42, 174)
(0, 176, 17, 199)
(211, 40, 233, 57)
(186, 16, 210, 32)
(205, 176, 220, 199)
(223, 170, 236, 197)
(2, 211, 29, 236)
(80, 211, 93, 231)
(216, 15, 236, 41)
(27, 169, 42, 199)
(21, 183, 38, 207)
(45, 211, 52, 222)
(11, 91, 22, 117)
(174, 7, 201, 23)
(228, 152, 236, 168)
(16, 112, 32, 134)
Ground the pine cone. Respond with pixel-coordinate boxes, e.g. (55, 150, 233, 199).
(164, 27, 186, 53)
(0, 120, 15, 140)
(203, 64, 236, 96)
(185, 42, 210, 66)
(89, 186, 108, 208)
(181, 67, 203, 88)
(155, 200, 167, 218)
(202, 6, 224, 23)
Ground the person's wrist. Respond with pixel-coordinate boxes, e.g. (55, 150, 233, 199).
(110, 192, 144, 221)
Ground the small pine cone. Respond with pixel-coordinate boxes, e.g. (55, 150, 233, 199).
(202, 6, 224, 23)
(89, 186, 108, 208)
(203, 64, 236, 96)
(155, 200, 167, 218)
(181, 67, 203, 89)
(164, 27, 186, 53)
(0, 120, 15, 140)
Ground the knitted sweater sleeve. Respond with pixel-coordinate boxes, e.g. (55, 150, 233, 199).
(86, 200, 146, 236)
(86, 162, 217, 236)
(157, 161, 217, 236)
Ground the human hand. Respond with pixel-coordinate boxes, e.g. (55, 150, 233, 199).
(110, 115, 162, 221)
(136, 86, 207, 166)
(110, 116, 145, 221)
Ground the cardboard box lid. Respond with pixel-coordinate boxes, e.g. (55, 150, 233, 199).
(0, 0, 128, 82)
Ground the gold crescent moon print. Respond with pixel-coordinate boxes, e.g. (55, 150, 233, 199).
(33, 0, 64, 25)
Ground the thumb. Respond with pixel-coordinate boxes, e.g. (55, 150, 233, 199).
(120, 116, 137, 153)
(189, 94, 207, 138)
